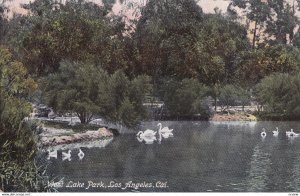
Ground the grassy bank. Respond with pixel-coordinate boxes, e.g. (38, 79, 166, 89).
(255, 112, 300, 121)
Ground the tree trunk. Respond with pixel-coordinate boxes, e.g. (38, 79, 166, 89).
(214, 97, 217, 111)
(252, 20, 258, 49)
(78, 112, 87, 124)
(77, 112, 93, 124)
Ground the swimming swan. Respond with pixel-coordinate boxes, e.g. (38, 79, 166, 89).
(136, 129, 157, 144)
(78, 148, 85, 160)
(47, 149, 57, 160)
(157, 123, 173, 134)
(288, 129, 299, 137)
(62, 150, 72, 161)
(261, 128, 267, 137)
(272, 127, 279, 136)
(137, 129, 157, 138)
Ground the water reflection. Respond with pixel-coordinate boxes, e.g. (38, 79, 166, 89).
(137, 124, 174, 144)
(44, 121, 300, 192)
(247, 145, 271, 191)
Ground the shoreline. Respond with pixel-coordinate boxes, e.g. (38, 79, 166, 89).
(39, 127, 114, 147)
(210, 113, 257, 122)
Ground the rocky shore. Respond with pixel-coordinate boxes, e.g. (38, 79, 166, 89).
(40, 127, 113, 147)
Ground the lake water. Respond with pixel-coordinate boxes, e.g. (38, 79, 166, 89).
(43, 121, 300, 192)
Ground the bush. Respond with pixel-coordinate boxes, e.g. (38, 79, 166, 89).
(219, 85, 251, 110)
(0, 47, 47, 192)
(256, 72, 300, 117)
(161, 78, 211, 119)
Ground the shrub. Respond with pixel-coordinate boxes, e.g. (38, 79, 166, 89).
(256, 72, 300, 116)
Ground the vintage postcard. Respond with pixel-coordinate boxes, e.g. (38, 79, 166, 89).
(1, 0, 300, 194)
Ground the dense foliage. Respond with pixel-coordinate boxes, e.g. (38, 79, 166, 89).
(11, 0, 129, 76)
(2, 0, 300, 191)
(256, 73, 300, 117)
(0, 47, 46, 192)
(43, 61, 151, 127)
(161, 78, 210, 119)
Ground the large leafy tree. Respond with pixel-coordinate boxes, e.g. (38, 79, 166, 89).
(229, 0, 271, 48)
(230, 0, 300, 46)
(265, 0, 299, 45)
(162, 78, 210, 118)
(134, 0, 204, 78)
(194, 14, 250, 110)
(16, 0, 128, 76)
(43, 61, 151, 127)
(196, 14, 250, 85)
(236, 44, 300, 87)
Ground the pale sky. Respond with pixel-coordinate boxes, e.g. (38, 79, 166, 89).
(6, 0, 231, 15)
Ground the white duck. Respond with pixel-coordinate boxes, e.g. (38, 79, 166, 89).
(272, 127, 279, 137)
(62, 150, 72, 161)
(78, 148, 84, 160)
(261, 128, 267, 137)
(157, 123, 173, 134)
(47, 149, 57, 160)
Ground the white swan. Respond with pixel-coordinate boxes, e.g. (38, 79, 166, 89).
(62, 150, 72, 161)
(161, 132, 174, 138)
(157, 124, 174, 144)
(136, 129, 157, 144)
(288, 129, 299, 137)
(78, 148, 85, 160)
(137, 129, 157, 138)
(272, 127, 279, 137)
(157, 123, 173, 134)
(47, 149, 57, 160)
(261, 128, 267, 137)
(143, 137, 157, 144)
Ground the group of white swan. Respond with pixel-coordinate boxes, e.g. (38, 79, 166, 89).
(261, 127, 299, 138)
(137, 123, 174, 144)
(47, 148, 85, 161)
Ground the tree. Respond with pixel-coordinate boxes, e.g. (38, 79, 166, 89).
(134, 0, 204, 78)
(237, 87, 251, 111)
(196, 14, 250, 85)
(229, 0, 271, 48)
(219, 85, 239, 110)
(43, 61, 151, 127)
(236, 44, 300, 87)
(256, 72, 300, 116)
(230, 0, 300, 46)
(264, 0, 299, 45)
(162, 78, 210, 118)
(0, 0, 9, 44)
(15, 0, 128, 76)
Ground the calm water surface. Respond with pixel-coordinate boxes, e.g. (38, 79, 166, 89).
(44, 121, 300, 192)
